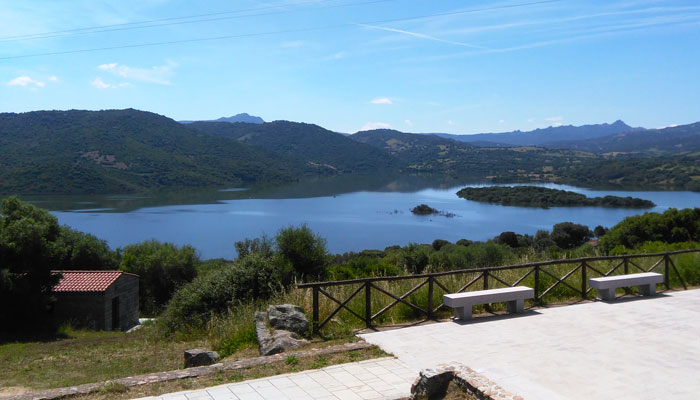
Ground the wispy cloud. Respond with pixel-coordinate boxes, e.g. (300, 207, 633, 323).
(91, 77, 130, 89)
(97, 60, 177, 85)
(7, 76, 45, 87)
(359, 24, 489, 50)
(370, 97, 393, 105)
(545, 116, 564, 122)
(405, 119, 413, 126)
(360, 122, 391, 131)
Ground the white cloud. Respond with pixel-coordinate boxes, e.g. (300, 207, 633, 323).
(545, 116, 564, 122)
(48, 76, 58, 82)
(360, 122, 391, 131)
(498, 119, 506, 124)
(97, 60, 177, 85)
(527, 118, 535, 122)
(7, 76, 45, 87)
(405, 119, 413, 126)
(281, 40, 306, 48)
(656, 123, 679, 129)
(447, 120, 456, 126)
(91, 77, 130, 89)
(359, 24, 489, 50)
(370, 97, 393, 105)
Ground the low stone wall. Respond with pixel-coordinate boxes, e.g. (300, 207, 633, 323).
(411, 362, 523, 400)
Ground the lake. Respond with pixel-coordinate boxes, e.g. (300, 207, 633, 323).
(28, 177, 700, 259)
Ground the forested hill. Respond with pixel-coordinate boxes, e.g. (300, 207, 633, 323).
(188, 120, 398, 174)
(350, 128, 597, 178)
(545, 122, 700, 154)
(430, 120, 642, 147)
(0, 109, 307, 194)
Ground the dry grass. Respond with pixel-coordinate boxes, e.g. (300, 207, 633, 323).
(0, 323, 207, 391)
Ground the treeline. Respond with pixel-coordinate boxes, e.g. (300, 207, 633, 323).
(457, 186, 655, 208)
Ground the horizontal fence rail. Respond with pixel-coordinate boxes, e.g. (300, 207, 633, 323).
(298, 249, 698, 334)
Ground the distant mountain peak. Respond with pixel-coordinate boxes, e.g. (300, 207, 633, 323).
(179, 113, 264, 124)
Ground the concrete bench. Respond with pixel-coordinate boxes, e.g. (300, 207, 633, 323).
(589, 272, 663, 301)
(443, 286, 534, 320)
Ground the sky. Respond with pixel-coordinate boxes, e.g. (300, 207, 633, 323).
(1, 0, 699, 134)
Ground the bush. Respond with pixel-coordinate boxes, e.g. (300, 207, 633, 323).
(56, 226, 118, 269)
(551, 222, 592, 249)
(432, 239, 450, 251)
(276, 224, 328, 281)
(599, 208, 700, 252)
(0, 197, 62, 336)
(159, 253, 290, 335)
(396, 243, 430, 274)
(119, 240, 199, 316)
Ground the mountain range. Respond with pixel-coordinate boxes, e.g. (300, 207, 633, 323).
(1, 109, 700, 195)
(179, 113, 264, 124)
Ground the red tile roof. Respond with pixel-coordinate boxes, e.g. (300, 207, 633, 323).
(52, 270, 131, 292)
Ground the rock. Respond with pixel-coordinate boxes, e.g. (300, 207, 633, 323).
(410, 367, 455, 400)
(267, 304, 309, 336)
(255, 310, 308, 356)
(184, 349, 220, 368)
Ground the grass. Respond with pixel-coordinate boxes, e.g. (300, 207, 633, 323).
(68, 345, 386, 400)
(0, 323, 207, 392)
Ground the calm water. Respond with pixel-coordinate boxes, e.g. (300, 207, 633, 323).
(33, 178, 700, 259)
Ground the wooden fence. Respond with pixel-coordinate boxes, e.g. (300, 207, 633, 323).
(297, 249, 697, 334)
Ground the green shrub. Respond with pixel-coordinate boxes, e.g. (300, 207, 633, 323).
(599, 208, 700, 252)
(276, 224, 328, 281)
(119, 240, 199, 316)
(56, 226, 118, 269)
(158, 253, 290, 335)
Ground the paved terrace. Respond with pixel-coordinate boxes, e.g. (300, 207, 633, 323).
(361, 289, 700, 400)
(139, 289, 700, 400)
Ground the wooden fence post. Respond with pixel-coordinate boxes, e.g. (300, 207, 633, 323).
(427, 277, 434, 319)
(534, 266, 540, 302)
(624, 258, 629, 275)
(483, 270, 489, 290)
(312, 286, 319, 334)
(365, 282, 372, 328)
(581, 262, 587, 298)
(664, 255, 670, 289)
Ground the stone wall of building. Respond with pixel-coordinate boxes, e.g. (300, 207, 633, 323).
(52, 292, 105, 330)
(104, 273, 139, 331)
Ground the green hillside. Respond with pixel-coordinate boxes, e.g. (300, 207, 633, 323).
(0, 109, 304, 194)
(188, 121, 398, 174)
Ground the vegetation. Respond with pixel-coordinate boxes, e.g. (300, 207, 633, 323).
(411, 204, 439, 215)
(599, 208, 700, 252)
(457, 186, 655, 208)
(119, 240, 200, 316)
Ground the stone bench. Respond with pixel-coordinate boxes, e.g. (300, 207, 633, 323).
(443, 286, 534, 320)
(589, 272, 664, 301)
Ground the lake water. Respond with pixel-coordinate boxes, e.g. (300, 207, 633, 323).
(30, 178, 700, 259)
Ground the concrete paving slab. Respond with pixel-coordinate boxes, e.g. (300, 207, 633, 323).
(360, 289, 700, 400)
(136, 357, 415, 400)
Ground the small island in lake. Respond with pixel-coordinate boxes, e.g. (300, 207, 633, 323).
(411, 204, 456, 217)
(457, 186, 656, 208)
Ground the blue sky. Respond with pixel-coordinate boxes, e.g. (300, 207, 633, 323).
(1, 0, 699, 134)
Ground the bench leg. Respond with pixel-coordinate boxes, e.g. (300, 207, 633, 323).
(638, 283, 656, 296)
(506, 299, 524, 314)
(453, 306, 472, 320)
(597, 288, 615, 301)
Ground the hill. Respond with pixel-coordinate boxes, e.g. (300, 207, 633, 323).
(180, 113, 264, 124)
(546, 122, 700, 154)
(430, 120, 642, 147)
(188, 121, 398, 174)
(0, 109, 304, 194)
(350, 128, 597, 178)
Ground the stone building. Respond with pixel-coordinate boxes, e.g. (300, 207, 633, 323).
(52, 270, 139, 331)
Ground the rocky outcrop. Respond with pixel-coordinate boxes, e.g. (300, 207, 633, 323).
(267, 304, 309, 336)
(183, 349, 220, 368)
(255, 310, 308, 356)
(410, 363, 524, 400)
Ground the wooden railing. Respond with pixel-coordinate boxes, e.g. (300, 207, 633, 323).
(297, 249, 698, 334)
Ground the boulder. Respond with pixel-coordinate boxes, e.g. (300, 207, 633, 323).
(255, 310, 308, 356)
(184, 348, 220, 368)
(267, 304, 309, 336)
(410, 366, 455, 400)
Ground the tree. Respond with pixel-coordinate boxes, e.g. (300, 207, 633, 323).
(275, 224, 328, 280)
(432, 239, 450, 251)
(551, 222, 593, 249)
(0, 197, 62, 336)
(119, 240, 199, 316)
(593, 225, 608, 238)
(497, 232, 519, 248)
(56, 226, 118, 269)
